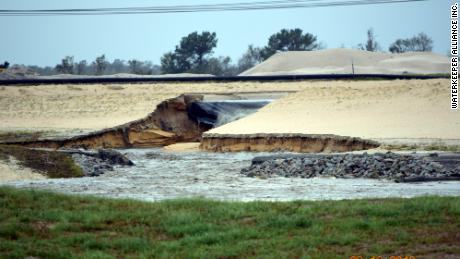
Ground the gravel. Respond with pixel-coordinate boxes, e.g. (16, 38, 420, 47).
(70, 149, 134, 177)
(241, 152, 458, 182)
(71, 154, 114, 177)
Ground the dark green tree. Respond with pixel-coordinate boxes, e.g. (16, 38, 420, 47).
(1, 61, 9, 69)
(161, 52, 189, 74)
(204, 56, 237, 76)
(55, 56, 74, 74)
(358, 28, 380, 52)
(261, 29, 319, 60)
(76, 60, 87, 75)
(92, 55, 108, 75)
(178, 31, 217, 68)
(160, 31, 218, 74)
(128, 60, 141, 74)
(110, 59, 127, 74)
(128, 60, 155, 75)
(389, 33, 433, 53)
(237, 45, 264, 73)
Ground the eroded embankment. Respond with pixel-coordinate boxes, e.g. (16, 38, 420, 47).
(5, 93, 382, 153)
(5, 94, 208, 149)
(200, 133, 380, 152)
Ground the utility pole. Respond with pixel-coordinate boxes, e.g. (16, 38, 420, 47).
(351, 59, 355, 75)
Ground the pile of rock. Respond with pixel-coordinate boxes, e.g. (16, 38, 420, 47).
(241, 152, 458, 182)
(65, 149, 134, 177)
(71, 154, 114, 177)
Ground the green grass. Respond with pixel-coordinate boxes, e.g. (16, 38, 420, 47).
(0, 145, 84, 178)
(0, 187, 459, 258)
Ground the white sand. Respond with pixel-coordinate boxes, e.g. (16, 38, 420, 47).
(0, 156, 46, 182)
(0, 82, 303, 133)
(240, 49, 449, 76)
(207, 79, 459, 140)
(163, 142, 201, 152)
(1, 79, 456, 141)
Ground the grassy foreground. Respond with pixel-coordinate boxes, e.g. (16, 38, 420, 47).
(0, 187, 459, 258)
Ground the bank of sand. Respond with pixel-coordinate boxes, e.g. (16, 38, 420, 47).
(0, 157, 45, 182)
(207, 79, 459, 141)
(1, 79, 456, 142)
(0, 82, 302, 135)
(0, 79, 457, 180)
(240, 49, 449, 76)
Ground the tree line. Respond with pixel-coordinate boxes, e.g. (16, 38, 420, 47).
(357, 28, 433, 53)
(29, 56, 161, 76)
(20, 28, 434, 76)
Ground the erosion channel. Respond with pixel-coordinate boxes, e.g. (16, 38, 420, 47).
(4, 93, 380, 153)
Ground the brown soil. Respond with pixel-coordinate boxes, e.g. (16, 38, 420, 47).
(200, 133, 380, 152)
(6, 94, 206, 149)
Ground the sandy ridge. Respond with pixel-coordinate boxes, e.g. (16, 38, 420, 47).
(208, 79, 459, 140)
(241, 49, 449, 76)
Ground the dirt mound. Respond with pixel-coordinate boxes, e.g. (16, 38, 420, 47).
(240, 49, 449, 76)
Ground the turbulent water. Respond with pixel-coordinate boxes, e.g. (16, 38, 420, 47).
(3, 148, 460, 201)
(187, 99, 272, 128)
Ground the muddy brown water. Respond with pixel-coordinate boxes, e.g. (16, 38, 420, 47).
(3, 148, 460, 201)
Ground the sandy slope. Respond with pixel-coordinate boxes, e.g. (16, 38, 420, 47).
(240, 49, 449, 76)
(1, 79, 456, 141)
(207, 79, 459, 140)
(163, 142, 201, 152)
(0, 82, 303, 133)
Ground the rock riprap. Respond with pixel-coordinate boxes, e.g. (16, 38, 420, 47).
(61, 149, 134, 177)
(241, 152, 460, 182)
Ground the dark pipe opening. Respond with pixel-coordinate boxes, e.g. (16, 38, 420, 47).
(187, 100, 271, 128)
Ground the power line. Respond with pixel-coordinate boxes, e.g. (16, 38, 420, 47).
(0, 0, 428, 16)
(0, 0, 323, 12)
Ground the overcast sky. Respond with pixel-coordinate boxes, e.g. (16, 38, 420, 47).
(0, 0, 451, 67)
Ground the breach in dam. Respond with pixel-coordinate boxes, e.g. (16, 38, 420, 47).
(3, 93, 381, 153)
